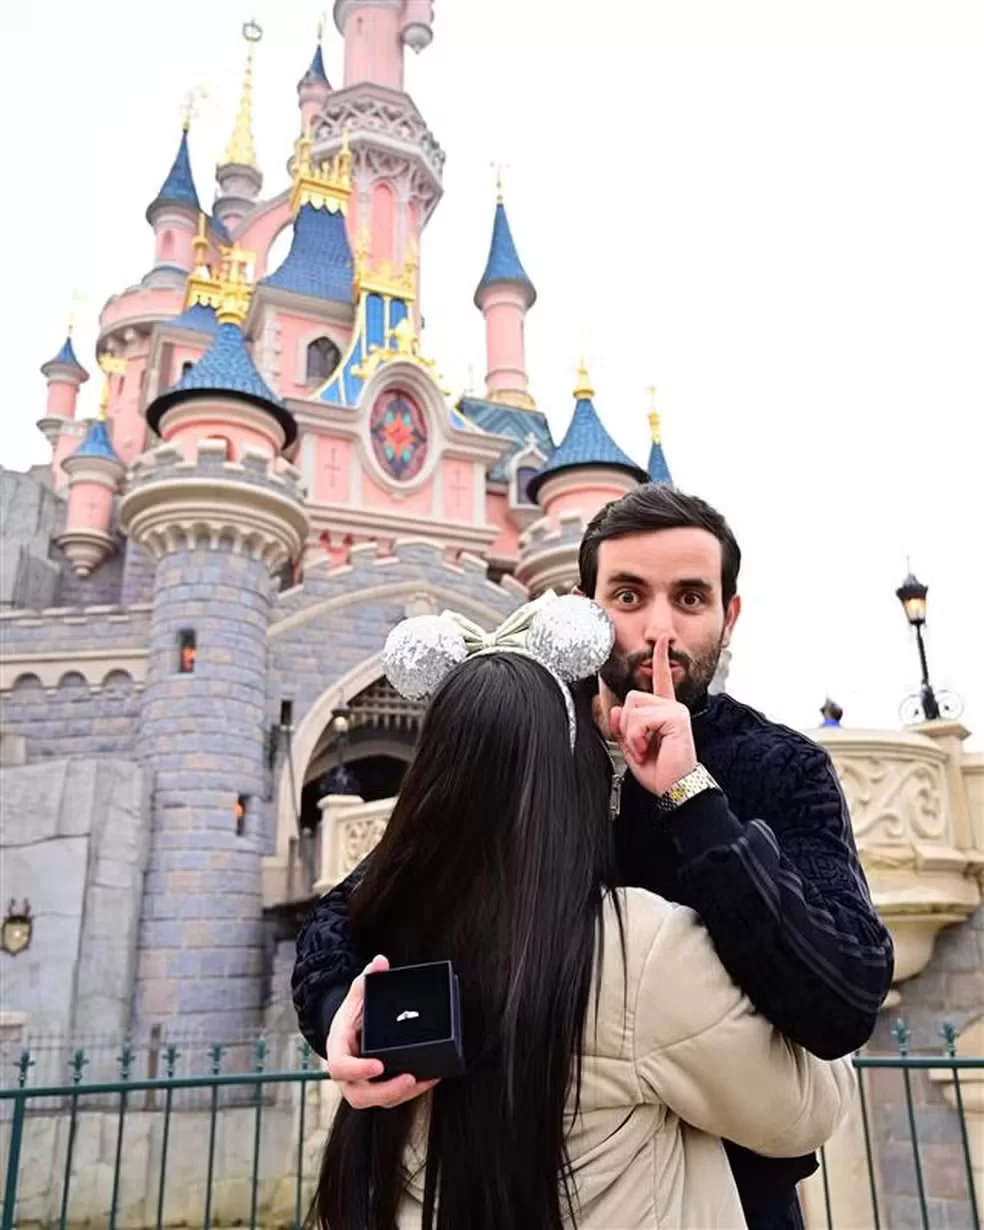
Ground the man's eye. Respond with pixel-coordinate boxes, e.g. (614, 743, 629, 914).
(614, 590, 639, 607)
(680, 592, 704, 608)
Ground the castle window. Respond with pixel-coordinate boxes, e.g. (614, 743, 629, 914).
(235, 795, 248, 836)
(306, 336, 341, 384)
(177, 629, 197, 674)
(515, 465, 539, 506)
(181, 361, 193, 377)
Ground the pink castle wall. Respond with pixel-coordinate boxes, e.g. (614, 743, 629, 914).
(154, 219, 194, 271)
(45, 381, 80, 420)
(236, 199, 292, 282)
(314, 436, 353, 502)
(52, 431, 81, 493)
(544, 483, 630, 522)
(272, 314, 352, 400)
(484, 491, 521, 559)
(362, 469, 433, 514)
(442, 459, 475, 521)
(109, 350, 150, 465)
(481, 284, 529, 399)
(371, 182, 396, 265)
(99, 286, 183, 337)
(161, 417, 279, 461)
(65, 481, 113, 532)
(342, 4, 404, 90)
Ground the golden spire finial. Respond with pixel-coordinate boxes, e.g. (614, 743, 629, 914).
(97, 354, 127, 421)
(574, 357, 594, 401)
(192, 212, 209, 267)
(647, 385, 661, 443)
(222, 20, 262, 170)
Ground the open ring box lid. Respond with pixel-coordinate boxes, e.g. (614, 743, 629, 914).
(361, 960, 465, 1081)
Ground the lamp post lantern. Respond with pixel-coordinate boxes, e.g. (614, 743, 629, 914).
(894, 570, 961, 724)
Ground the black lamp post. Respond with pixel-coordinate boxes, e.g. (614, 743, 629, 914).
(895, 571, 941, 721)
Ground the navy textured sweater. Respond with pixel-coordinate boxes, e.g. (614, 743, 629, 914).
(291, 692, 894, 1228)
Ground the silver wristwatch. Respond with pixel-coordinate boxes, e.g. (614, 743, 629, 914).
(654, 764, 720, 814)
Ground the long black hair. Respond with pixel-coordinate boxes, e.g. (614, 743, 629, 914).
(312, 651, 619, 1230)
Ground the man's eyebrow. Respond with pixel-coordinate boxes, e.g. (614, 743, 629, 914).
(603, 571, 648, 589)
(674, 577, 715, 592)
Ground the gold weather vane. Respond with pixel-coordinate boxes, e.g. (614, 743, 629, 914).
(491, 161, 509, 202)
(647, 385, 662, 443)
(97, 354, 127, 420)
(67, 289, 87, 336)
(222, 20, 262, 168)
(180, 84, 209, 132)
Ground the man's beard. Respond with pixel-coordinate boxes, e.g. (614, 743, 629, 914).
(599, 637, 724, 710)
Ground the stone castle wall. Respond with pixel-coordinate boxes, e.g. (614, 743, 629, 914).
(0, 757, 149, 1038)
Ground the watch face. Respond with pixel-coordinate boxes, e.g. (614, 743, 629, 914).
(369, 389, 428, 482)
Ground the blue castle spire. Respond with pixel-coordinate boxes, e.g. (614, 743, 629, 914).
(647, 410, 673, 484)
(41, 334, 88, 380)
(73, 418, 121, 462)
(527, 364, 647, 502)
(146, 126, 201, 222)
(146, 317, 297, 449)
(474, 200, 536, 307)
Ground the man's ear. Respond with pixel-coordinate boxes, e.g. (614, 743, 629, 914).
(721, 594, 741, 648)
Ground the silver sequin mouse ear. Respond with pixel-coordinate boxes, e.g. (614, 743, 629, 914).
(526, 594, 614, 683)
(382, 614, 468, 700)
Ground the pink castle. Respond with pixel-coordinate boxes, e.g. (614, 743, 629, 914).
(2, 1, 672, 1043)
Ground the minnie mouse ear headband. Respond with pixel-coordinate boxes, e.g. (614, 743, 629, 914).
(382, 592, 614, 748)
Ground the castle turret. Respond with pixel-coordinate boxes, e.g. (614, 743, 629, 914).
(518, 362, 647, 595)
(120, 260, 308, 1039)
(57, 360, 127, 577)
(297, 23, 332, 134)
(401, 0, 435, 52)
(214, 21, 264, 233)
(145, 123, 202, 289)
(474, 190, 536, 409)
(38, 332, 89, 449)
(334, 0, 409, 90)
(324, 1, 443, 277)
(647, 392, 673, 485)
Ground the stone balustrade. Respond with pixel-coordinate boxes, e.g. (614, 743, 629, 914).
(815, 721, 983, 993)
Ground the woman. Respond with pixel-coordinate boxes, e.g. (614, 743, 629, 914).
(313, 599, 854, 1230)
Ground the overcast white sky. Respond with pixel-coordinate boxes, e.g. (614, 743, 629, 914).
(1, 1, 981, 746)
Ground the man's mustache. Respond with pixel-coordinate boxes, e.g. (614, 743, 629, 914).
(622, 647, 692, 672)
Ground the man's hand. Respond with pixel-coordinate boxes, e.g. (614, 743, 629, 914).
(325, 954, 440, 1109)
(608, 635, 698, 798)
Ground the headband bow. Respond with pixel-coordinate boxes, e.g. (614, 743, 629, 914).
(382, 592, 613, 748)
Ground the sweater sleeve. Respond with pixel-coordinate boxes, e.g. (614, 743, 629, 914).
(633, 902, 857, 1157)
(663, 741, 894, 1059)
(290, 860, 368, 1057)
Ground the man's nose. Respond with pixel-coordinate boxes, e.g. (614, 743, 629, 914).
(642, 598, 676, 643)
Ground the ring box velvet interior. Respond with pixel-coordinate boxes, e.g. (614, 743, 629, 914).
(361, 960, 465, 1080)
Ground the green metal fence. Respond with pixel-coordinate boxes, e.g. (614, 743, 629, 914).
(0, 1022, 980, 1230)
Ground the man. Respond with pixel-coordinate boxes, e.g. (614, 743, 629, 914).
(291, 485, 894, 1230)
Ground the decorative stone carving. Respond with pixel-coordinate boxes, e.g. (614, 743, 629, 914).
(818, 726, 983, 987)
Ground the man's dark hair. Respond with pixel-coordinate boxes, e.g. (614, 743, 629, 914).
(579, 484, 742, 607)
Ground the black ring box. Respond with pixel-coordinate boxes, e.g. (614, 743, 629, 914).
(361, 960, 465, 1080)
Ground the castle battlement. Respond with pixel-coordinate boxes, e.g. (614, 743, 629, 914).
(121, 441, 309, 570)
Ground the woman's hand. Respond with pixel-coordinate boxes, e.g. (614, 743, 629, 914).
(326, 954, 440, 1109)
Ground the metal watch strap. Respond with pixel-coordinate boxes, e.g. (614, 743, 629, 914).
(653, 764, 720, 814)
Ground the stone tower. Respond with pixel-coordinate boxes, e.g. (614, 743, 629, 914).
(120, 264, 308, 1040)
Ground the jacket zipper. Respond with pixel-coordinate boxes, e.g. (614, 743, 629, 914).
(606, 745, 626, 821)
